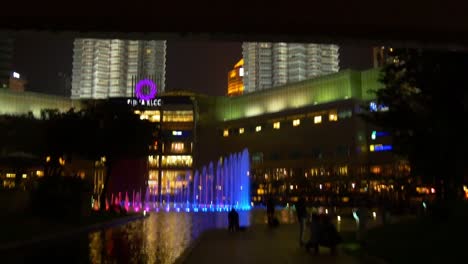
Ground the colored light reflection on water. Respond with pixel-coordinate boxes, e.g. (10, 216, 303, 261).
(3, 207, 372, 264)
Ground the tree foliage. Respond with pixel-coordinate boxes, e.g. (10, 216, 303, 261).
(365, 49, 468, 200)
(1, 100, 155, 209)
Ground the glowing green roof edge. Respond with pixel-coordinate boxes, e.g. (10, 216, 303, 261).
(215, 68, 382, 121)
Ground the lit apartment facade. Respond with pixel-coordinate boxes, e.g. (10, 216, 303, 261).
(71, 39, 166, 99)
(227, 59, 244, 96)
(242, 42, 339, 93)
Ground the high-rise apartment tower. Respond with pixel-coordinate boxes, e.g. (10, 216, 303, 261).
(71, 39, 166, 99)
(242, 42, 339, 93)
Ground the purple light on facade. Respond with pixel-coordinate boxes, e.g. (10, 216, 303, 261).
(135, 79, 157, 100)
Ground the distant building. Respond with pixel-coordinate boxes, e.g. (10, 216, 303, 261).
(0, 89, 81, 118)
(71, 39, 166, 99)
(242, 42, 339, 93)
(8, 72, 27, 92)
(0, 38, 14, 89)
(227, 59, 244, 96)
(373, 46, 393, 68)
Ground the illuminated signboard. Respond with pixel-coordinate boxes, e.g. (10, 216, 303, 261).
(369, 144, 393, 152)
(127, 79, 163, 107)
(370, 101, 389, 112)
(371, 130, 390, 140)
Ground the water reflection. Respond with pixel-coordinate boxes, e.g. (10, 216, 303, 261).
(3, 208, 367, 264)
(85, 211, 250, 264)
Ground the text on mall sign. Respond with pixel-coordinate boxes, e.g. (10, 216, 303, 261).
(127, 79, 163, 107)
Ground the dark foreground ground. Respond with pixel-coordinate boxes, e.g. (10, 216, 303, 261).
(180, 223, 360, 264)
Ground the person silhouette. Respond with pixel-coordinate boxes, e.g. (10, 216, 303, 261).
(266, 197, 275, 225)
(295, 196, 308, 246)
(228, 208, 239, 232)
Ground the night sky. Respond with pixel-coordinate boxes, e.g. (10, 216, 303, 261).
(12, 35, 372, 97)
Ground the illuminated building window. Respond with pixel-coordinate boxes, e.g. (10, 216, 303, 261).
(370, 166, 381, 174)
(256, 126, 262, 132)
(314, 116, 322, 124)
(172, 131, 182, 136)
(148, 155, 159, 167)
(239, 68, 244, 77)
(239, 128, 244, 134)
(223, 129, 229, 137)
(36, 170, 44, 177)
(146, 49, 152, 54)
(329, 112, 338, 121)
(163, 111, 193, 122)
(273, 122, 280, 129)
(161, 155, 193, 168)
(293, 119, 300, 127)
(6, 173, 15, 178)
(148, 170, 158, 180)
(339, 166, 348, 176)
(171, 142, 184, 152)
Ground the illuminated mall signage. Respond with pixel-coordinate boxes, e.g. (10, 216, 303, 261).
(369, 101, 389, 112)
(371, 130, 390, 140)
(369, 144, 393, 152)
(127, 79, 163, 107)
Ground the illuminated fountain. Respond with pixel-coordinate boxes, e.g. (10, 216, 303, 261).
(104, 148, 251, 213)
(188, 148, 251, 212)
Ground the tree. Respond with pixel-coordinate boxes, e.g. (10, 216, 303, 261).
(364, 49, 468, 201)
(76, 100, 155, 211)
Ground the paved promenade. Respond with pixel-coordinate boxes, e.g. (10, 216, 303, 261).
(181, 223, 360, 264)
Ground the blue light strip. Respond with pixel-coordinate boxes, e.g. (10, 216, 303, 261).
(374, 145, 392, 152)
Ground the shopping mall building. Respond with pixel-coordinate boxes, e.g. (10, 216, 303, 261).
(0, 68, 412, 204)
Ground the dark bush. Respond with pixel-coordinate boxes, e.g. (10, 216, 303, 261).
(30, 176, 92, 222)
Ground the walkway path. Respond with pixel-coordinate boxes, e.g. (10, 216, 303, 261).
(181, 223, 359, 264)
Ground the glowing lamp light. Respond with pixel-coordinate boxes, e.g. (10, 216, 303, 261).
(143, 210, 147, 216)
(135, 79, 157, 100)
(337, 215, 341, 222)
(430, 188, 436, 194)
(353, 211, 359, 223)
(372, 211, 377, 218)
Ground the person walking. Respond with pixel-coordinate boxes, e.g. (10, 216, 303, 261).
(295, 196, 308, 246)
(228, 208, 240, 232)
(266, 197, 275, 225)
(305, 213, 321, 255)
